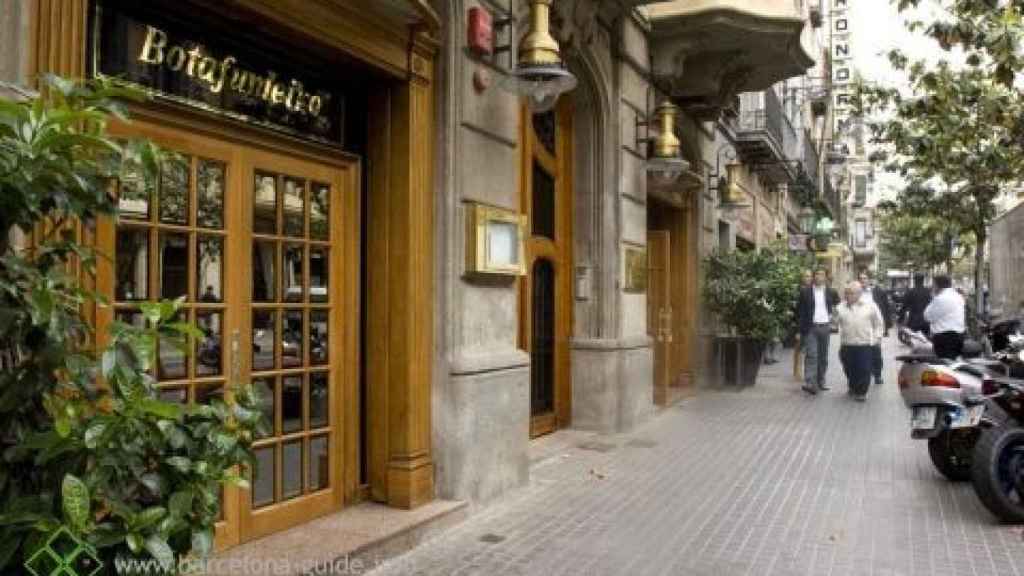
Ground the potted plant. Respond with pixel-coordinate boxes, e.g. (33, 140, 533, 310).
(703, 244, 804, 386)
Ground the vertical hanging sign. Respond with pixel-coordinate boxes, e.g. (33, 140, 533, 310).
(830, 0, 854, 136)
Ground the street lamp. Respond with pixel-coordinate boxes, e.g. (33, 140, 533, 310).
(498, 0, 578, 112)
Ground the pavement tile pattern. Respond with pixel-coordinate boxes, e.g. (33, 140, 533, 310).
(370, 340, 1024, 576)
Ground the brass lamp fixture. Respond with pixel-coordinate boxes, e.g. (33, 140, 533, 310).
(636, 100, 690, 182)
(706, 145, 752, 211)
(719, 164, 753, 210)
(498, 0, 578, 112)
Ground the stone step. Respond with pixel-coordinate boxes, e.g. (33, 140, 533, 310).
(204, 500, 468, 575)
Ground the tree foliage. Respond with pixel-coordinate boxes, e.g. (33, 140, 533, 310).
(0, 76, 264, 572)
(876, 203, 973, 273)
(896, 0, 1024, 86)
(703, 245, 805, 342)
(856, 1, 1024, 321)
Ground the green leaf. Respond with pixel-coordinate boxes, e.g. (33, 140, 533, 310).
(139, 472, 166, 497)
(144, 534, 175, 570)
(101, 349, 117, 379)
(54, 417, 72, 438)
(84, 421, 109, 449)
(166, 457, 192, 473)
(191, 528, 213, 557)
(131, 506, 167, 530)
(139, 302, 163, 326)
(139, 399, 183, 420)
(126, 532, 144, 554)
(61, 474, 90, 530)
(169, 490, 194, 518)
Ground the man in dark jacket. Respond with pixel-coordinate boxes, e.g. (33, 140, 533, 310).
(859, 271, 891, 385)
(901, 273, 932, 334)
(797, 268, 840, 394)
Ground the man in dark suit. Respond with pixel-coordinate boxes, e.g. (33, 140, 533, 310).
(900, 273, 932, 335)
(797, 268, 840, 394)
(858, 270, 891, 385)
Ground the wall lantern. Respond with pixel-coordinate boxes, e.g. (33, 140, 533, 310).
(636, 100, 691, 182)
(808, 215, 835, 252)
(799, 205, 817, 234)
(706, 144, 752, 211)
(493, 0, 577, 112)
(718, 165, 753, 210)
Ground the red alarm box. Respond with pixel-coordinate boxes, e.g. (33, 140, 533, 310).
(467, 7, 494, 56)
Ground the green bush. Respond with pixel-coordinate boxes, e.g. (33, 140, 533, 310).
(0, 76, 264, 573)
(702, 245, 805, 342)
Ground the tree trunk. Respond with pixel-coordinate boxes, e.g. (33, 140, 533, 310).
(974, 229, 986, 332)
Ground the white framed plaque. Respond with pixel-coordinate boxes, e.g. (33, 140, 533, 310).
(465, 202, 527, 276)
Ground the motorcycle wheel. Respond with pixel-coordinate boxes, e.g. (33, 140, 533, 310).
(971, 427, 1024, 523)
(928, 428, 978, 481)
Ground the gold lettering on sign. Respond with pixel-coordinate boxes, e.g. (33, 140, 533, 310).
(135, 25, 330, 120)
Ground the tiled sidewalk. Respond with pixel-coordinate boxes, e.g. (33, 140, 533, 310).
(370, 339, 1024, 576)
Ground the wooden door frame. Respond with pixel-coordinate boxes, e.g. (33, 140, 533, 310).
(519, 99, 574, 438)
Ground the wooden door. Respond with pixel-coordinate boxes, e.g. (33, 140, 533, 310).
(520, 100, 573, 438)
(648, 230, 672, 404)
(101, 119, 358, 548)
(239, 148, 355, 541)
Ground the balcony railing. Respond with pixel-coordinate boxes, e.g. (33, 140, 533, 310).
(802, 132, 819, 200)
(737, 89, 786, 153)
(734, 90, 795, 184)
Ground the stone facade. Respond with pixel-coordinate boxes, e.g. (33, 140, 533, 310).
(431, 0, 657, 505)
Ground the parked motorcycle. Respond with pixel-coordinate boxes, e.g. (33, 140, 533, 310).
(968, 342, 1024, 522)
(897, 326, 1023, 481)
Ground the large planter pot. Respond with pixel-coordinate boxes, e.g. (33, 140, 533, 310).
(714, 336, 766, 387)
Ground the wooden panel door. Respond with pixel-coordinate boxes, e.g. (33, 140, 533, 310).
(520, 100, 573, 438)
(103, 120, 244, 549)
(103, 119, 358, 548)
(648, 230, 672, 404)
(239, 147, 356, 541)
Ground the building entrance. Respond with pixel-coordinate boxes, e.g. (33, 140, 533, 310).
(102, 119, 359, 548)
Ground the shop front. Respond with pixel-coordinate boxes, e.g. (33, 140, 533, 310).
(27, 0, 438, 551)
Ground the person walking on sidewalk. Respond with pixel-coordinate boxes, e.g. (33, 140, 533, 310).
(858, 270, 891, 386)
(924, 274, 966, 360)
(900, 273, 932, 335)
(797, 268, 840, 395)
(836, 281, 884, 401)
(793, 270, 813, 382)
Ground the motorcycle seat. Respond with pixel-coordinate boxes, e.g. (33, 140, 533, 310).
(956, 364, 988, 378)
(895, 355, 951, 364)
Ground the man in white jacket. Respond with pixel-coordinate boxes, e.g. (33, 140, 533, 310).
(836, 281, 884, 401)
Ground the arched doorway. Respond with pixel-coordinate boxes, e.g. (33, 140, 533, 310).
(520, 100, 573, 438)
